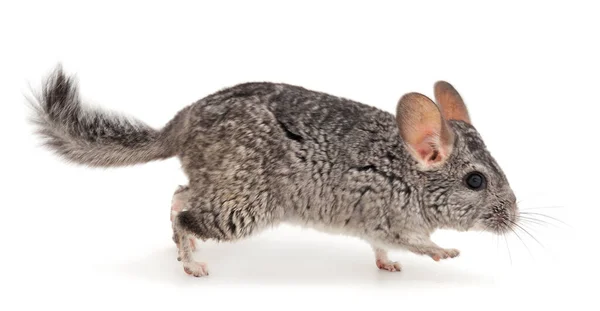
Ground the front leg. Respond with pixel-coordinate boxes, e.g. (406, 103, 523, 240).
(404, 236, 460, 261)
(372, 246, 402, 272)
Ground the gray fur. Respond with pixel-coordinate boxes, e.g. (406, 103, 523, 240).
(30, 66, 518, 276)
(29, 66, 190, 167)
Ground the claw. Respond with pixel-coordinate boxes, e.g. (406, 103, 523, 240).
(182, 262, 209, 277)
(430, 248, 460, 261)
(376, 259, 402, 272)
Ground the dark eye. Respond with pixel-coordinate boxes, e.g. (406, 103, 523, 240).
(465, 171, 486, 190)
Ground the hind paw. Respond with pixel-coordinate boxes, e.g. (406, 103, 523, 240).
(183, 261, 209, 277)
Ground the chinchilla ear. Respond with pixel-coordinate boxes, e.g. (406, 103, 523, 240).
(434, 81, 471, 124)
(396, 92, 455, 168)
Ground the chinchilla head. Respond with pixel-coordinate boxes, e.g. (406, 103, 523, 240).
(396, 81, 517, 235)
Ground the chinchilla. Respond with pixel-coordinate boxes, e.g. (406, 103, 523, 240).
(29, 65, 518, 277)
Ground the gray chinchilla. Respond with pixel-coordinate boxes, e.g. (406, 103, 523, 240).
(30, 66, 518, 277)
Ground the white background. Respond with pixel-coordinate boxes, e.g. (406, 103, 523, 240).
(1, 1, 597, 310)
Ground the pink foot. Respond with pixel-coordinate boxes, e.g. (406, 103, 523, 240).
(183, 261, 209, 277)
(376, 259, 402, 272)
(429, 248, 460, 261)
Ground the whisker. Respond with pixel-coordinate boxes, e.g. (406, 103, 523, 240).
(508, 224, 533, 259)
(516, 220, 542, 232)
(518, 216, 558, 228)
(520, 212, 570, 227)
(515, 221, 548, 243)
(503, 232, 512, 265)
(510, 220, 545, 249)
(495, 232, 499, 258)
(496, 234, 499, 253)
(521, 206, 564, 210)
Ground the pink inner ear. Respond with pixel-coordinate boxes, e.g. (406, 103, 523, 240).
(411, 128, 446, 165)
(412, 132, 437, 162)
(416, 146, 431, 159)
(415, 141, 442, 164)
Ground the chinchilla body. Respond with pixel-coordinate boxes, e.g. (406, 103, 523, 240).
(31, 66, 518, 276)
(178, 82, 426, 245)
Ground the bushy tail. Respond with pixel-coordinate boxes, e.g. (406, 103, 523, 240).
(29, 66, 189, 167)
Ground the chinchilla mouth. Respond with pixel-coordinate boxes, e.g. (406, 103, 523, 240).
(481, 200, 518, 234)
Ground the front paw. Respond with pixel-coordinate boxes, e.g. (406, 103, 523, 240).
(376, 259, 402, 272)
(428, 248, 460, 261)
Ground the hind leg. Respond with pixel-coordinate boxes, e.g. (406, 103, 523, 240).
(173, 191, 278, 277)
(172, 215, 209, 277)
(170, 185, 196, 252)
